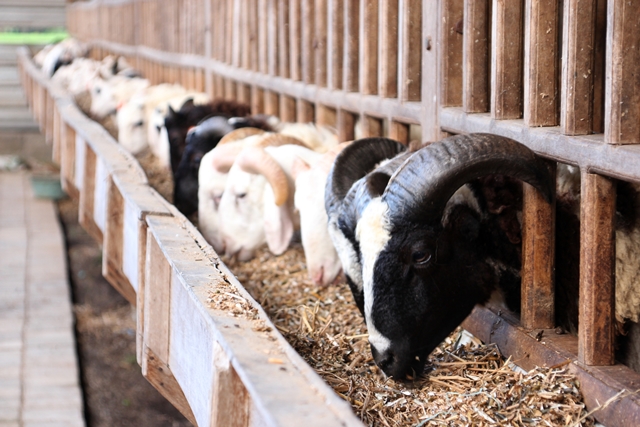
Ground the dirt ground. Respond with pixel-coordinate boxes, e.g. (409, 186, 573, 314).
(57, 196, 191, 427)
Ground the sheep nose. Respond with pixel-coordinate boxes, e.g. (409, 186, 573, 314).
(311, 267, 324, 286)
(370, 346, 396, 376)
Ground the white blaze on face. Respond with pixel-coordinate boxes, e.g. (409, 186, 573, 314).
(327, 217, 363, 290)
(356, 197, 392, 354)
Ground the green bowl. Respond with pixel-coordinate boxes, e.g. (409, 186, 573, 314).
(30, 174, 67, 200)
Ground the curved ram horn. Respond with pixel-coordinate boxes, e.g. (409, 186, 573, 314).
(210, 142, 247, 173)
(383, 133, 554, 225)
(258, 133, 307, 148)
(218, 127, 265, 145)
(236, 147, 290, 206)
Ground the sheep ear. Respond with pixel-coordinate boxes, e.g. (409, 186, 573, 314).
(166, 105, 177, 119)
(366, 171, 391, 198)
(290, 156, 311, 180)
(180, 97, 195, 111)
(263, 188, 295, 255)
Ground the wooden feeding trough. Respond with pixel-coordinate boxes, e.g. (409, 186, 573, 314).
(17, 0, 640, 425)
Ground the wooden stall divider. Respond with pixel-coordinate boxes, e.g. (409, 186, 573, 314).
(297, 99, 315, 123)
(280, 95, 297, 123)
(316, 104, 337, 129)
(579, 172, 616, 366)
(337, 109, 356, 142)
(521, 162, 556, 330)
(52, 107, 62, 165)
(265, 90, 280, 117)
(491, 0, 524, 120)
(60, 123, 78, 199)
(251, 85, 265, 115)
(343, 0, 360, 92)
(267, 0, 279, 76)
(379, 0, 398, 99)
(328, 0, 344, 90)
(79, 143, 103, 243)
(523, 0, 559, 127)
(278, 0, 290, 79)
(289, 0, 302, 81)
(359, 115, 383, 138)
(441, 0, 463, 107)
(302, 0, 315, 84)
(561, 0, 596, 135)
(359, 0, 378, 95)
(400, 0, 421, 102)
(315, 0, 328, 87)
(605, 0, 640, 145)
(463, 0, 490, 113)
(389, 120, 410, 145)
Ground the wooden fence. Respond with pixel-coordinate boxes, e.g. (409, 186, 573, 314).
(20, 0, 640, 425)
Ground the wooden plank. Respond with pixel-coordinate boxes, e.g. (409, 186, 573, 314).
(267, 0, 278, 76)
(248, 0, 259, 71)
(604, 0, 640, 144)
(561, 0, 596, 135)
(280, 95, 297, 123)
(359, 115, 382, 137)
(379, 0, 398, 98)
(52, 107, 61, 165)
(462, 0, 490, 113)
(579, 172, 615, 366)
(211, 346, 250, 427)
(265, 90, 280, 117)
(524, 0, 559, 127)
(389, 120, 409, 144)
(441, 0, 464, 107)
(521, 162, 556, 330)
(315, 0, 328, 87)
(343, 0, 360, 92)
(78, 143, 103, 244)
(237, 83, 251, 105)
(491, 0, 524, 119)
(316, 104, 336, 128)
(297, 99, 314, 123)
(251, 85, 265, 115)
(301, 0, 315, 84)
(60, 123, 78, 200)
(400, 0, 421, 102)
(289, 0, 302, 80)
(359, 0, 378, 95)
(278, 0, 290, 78)
(337, 109, 356, 142)
(592, 0, 607, 134)
(258, 0, 268, 73)
(328, 0, 344, 90)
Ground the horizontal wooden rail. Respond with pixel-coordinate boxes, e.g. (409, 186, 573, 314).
(17, 46, 364, 427)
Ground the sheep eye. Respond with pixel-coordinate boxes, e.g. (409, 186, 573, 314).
(95, 87, 101, 94)
(412, 250, 431, 265)
(133, 120, 144, 128)
(237, 193, 247, 199)
(155, 125, 162, 133)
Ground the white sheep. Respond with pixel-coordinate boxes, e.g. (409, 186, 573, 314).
(89, 75, 150, 119)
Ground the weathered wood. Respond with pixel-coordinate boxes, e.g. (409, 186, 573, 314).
(592, 0, 607, 134)
(524, 0, 559, 127)
(359, 115, 382, 137)
(211, 344, 250, 427)
(52, 107, 62, 165)
(521, 162, 556, 330)
(579, 172, 615, 366)
(491, 0, 524, 119)
(315, 0, 328, 87)
(280, 94, 297, 123)
(60, 123, 78, 199)
(463, 0, 490, 113)
(278, 0, 290, 78)
(302, 0, 315, 84)
(267, 0, 279, 76)
(441, 0, 464, 107)
(337, 109, 356, 142)
(328, 0, 344, 90)
(379, 0, 398, 98)
(343, 0, 359, 92)
(389, 120, 409, 144)
(561, 0, 596, 135)
(316, 104, 336, 128)
(605, 0, 640, 145)
(297, 99, 315, 123)
(265, 89, 280, 117)
(359, 0, 378, 95)
(400, 0, 421, 102)
(289, 0, 302, 80)
(79, 143, 103, 244)
(251, 85, 265, 114)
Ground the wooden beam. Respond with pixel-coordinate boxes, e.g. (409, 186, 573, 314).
(579, 172, 615, 366)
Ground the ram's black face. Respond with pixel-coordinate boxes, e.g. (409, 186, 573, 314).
(367, 206, 496, 380)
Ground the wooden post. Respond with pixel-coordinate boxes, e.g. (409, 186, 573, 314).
(337, 109, 356, 142)
(561, 0, 596, 135)
(60, 123, 78, 200)
(251, 85, 265, 114)
(442, 0, 464, 107)
(604, 0, 640, 144)
(491, 0, 524, 119)
(344, 0, 360, 92)
(278, 0, 290, 78)
(297, 99, 315, 123)
(265, 90, 280, 117)
(328, 0, 344, 90)
(463, 0, 490, 113)
(359, 0, 378, 95)
(579, 172, 615, 366)
(280, 95, 297, 122)
(302, 0, 315, 84)
(359, 115, 383, 137)
(211, 343, 250, 427)
(79, 145, 103, 243)
(315, 0, 328, 87)
(400, 0, 421, 101)
(289, 0, 302, 80)
(524, 0, 560, 127)
(379, 0, 398, 98)
(521, 162, 556, 330)
(389, 120, 410, 145)
(316, 104, 337, 128)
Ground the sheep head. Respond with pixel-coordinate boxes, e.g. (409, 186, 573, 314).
(355, 133, 554, 380)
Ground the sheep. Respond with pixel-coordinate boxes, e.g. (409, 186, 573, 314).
(218, 142, 322, 261)
(89, 75, 150, 120)
(327, 133, 555, 379)
(291, 142, 351, 286)
(38, 38, 88, 77)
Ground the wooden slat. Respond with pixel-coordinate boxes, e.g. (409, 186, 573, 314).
(592, 0, 607, 134)
(79, 144, 103, 244)
(561, 0, 596, 135)
(297, 99, 315, 123)
(379, 0, 398, 98)
(604, 0, 640, 145)
(337, 109, 356, 142)
(343, 0, 359, 92)
(463, 0, 490, 113)
(328, 0, 344, 90)
(315, 0, 328, 87)
(389, 120, 409, 144)
(400, 0, 421, 102)
(441, 0, 464, 107)
(265, 90, 280, 117)
(359, 115, 382, 137)
(524, 0, 559, 127)
(316, 104, 336, 128)
(579, 172, 616, 366)
(251, 85, 265, 114)
(211, 345, 251, 427)
(491, 0, 524, 119)
(258, 0, 268, 73)
(267, 0, 279, 76)
(278, 0, 290, 78)
(359, 0, 378, 95)
(60, 123, 78, 199)
(521, 162, 556, 330)
(280, 95, 297, 123)
(302, 0, 315, 84)
(289, 0, 302, 80)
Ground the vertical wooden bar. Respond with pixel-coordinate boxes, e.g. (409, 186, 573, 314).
(289, 0, 302, 80)
(591, 0, 607, 134)
(226, 0, 235, 64)
(400, 0, 421, 101)
(521, 162, 556, 330)
(60, 123, 77, 199)
(315, 0, 328, 86)
(280, 95, 297, 122)
(359, 0, 378, 95)
(344, 0, 360, 92)
(329, 0, 344, 90)
(241, 0, 251, 69)
(265, 90, 280, 117)
(579, 172, 615, 366)
(52, 108, 62, 165)
(389, 121, 410, 144)
(491, 0, 524, 119)
(251, 85, 265, 114)
(302, 0, 316, 83)
(463, 0, 490, 113)
(79, 146, 102, 243)
(441, 0, 464, 107)
(605, 0, 640, 144)
(379, 0, 398, 98)
(316, 105, 337, 128)
(211, 344, 250, 427)
(524, 0, 559, 127)
(297, 99, 315, 123)
(237, 84, 251, 105)
(561, 0, 596, 135)
(338, 109, 356, 141)
(278, 0, 290, 78)
(267, 0, 279, 76)
(258, 0, 269, 73)
(359, 115, 383, 137)
(248, 0, 259, 71)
